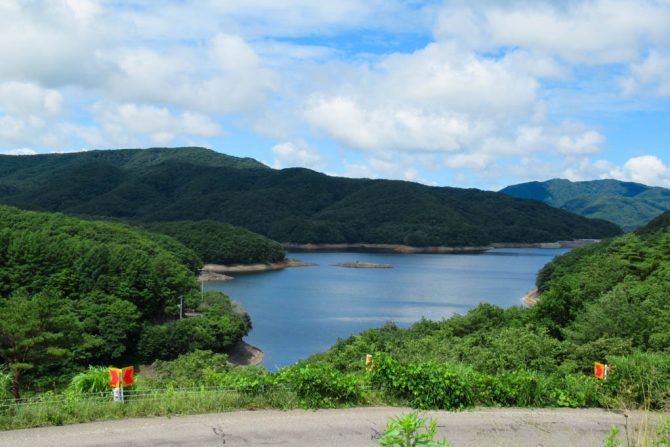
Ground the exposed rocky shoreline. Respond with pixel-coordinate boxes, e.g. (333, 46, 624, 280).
(522, 288, 540, 306)
(284, 239, 598, 254)
(334, 261, 392, 268)
(227, 340, 264, 366)
(198, 258, 316, 281)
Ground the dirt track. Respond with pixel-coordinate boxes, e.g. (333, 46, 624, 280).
(2, 407, 666, 447)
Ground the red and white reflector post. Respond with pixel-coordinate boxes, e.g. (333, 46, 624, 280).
(594, 362, 609, 380)
(109, 366, 134, 402)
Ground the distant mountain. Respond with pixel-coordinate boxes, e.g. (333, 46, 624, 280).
(0, 147, 621, 246)
(500, 179, 670, 231)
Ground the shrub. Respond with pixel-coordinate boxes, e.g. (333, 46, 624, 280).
(68, 366, 111, 394)
(370, 354, 472, 410)
(605, 352, 670, 409)
(276, 363, 362, 408)
(137, 314, 247, 362)
(378, 412, 453, 447)
(152, 350, 230, 386)
(216, 366, 273, 395)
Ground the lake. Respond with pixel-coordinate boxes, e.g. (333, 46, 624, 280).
(206, 248, 568, 369)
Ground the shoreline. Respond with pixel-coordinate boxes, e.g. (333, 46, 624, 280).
(522, 288, 540, 306)
(227, 340, 264, 366)
(334, 261, 392, 268)
(199, 258, 316, 281)
(284, 239, 598, 254)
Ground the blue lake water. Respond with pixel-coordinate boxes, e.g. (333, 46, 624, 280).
(207, 248, 568, 369)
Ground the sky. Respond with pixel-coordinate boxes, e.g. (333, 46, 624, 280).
(1, 0, 670, 190)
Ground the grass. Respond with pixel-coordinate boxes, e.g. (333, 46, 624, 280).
(0, 387, 301, 431)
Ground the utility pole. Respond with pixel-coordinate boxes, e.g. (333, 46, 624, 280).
(178, 295, 183, 320)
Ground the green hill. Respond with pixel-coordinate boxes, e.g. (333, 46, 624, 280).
(143, 220, 286, 265)
(0, 206, 250, 397)
(0, 147, 621, 246)
(500, 178, 670, 231)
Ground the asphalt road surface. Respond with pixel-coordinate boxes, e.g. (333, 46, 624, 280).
(0, 407, 663, 447)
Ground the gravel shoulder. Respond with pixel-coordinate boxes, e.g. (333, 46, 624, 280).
(1, 407, 666, 447)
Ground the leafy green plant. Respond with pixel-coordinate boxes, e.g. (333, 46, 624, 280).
(655, 417, 670, 447)
(603, 426, 622, 447)
(68, 366, 110, 394)
(370, 354, 471, 410)
(276, 363, 362, 408)
(0, 366, 12, 400)
(378, 412, 453, 447)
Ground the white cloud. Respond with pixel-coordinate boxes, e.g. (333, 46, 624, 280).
(436, 0, 670, 64)
(0, 115, 47, 145)
(554, 125, 604, 155)
(0, 82, 64, 115)
(0, 1, 110, 86)
(106, 33, 276, 115)
(93, 103, 222, 145)
(304, 43, 543, 156)
(342, 158, 419, 182)
(271, 141, 325, 170)
(0, 147, 37, 156)
(625, 51, 670, 96)
(617, 155, 670, 187)
(488, 154, 670, 189)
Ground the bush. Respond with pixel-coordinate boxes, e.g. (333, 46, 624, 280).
(152, 350, 230, 386)
(215, 366, 273, 395)
(605, 352, 670, 409)
(0, 366, 12, 400)
(370, 354, 472, 410)
(138, 314, 247, 362)
(276, 363, 362, 408)
(378, 412, 453, 447)
(68, 366, 110, 394)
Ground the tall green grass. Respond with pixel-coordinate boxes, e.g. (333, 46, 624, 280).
(0, 387, 300, 430)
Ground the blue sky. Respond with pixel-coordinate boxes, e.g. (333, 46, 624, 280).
(1, 0, 669, 190)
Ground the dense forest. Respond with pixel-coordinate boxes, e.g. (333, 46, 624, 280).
(501, 178, 670, 231)
(0, 206, 250, 398)
(143, 220, 285, 265)
(0, 147, 621, 246)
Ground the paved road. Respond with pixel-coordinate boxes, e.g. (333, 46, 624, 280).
(0, 407, 663, 447)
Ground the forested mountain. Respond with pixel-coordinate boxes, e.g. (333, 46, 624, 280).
(500, 178, 670, 231)
(0, 206, 250, 397)
(0, 147, 621, 246)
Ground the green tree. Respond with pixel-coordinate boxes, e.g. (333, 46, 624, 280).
(0, 292, 81, 399)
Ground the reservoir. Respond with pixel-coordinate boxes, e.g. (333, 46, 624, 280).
(207, 248, 568, 369)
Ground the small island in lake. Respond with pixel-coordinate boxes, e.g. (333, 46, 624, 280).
(334, 261, 393, 269)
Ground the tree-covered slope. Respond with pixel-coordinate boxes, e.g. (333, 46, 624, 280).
(144, 220, 286, 265)
(0, 206, 250, 397)
(0, 148, 622, 246)
(500, 178, 670, 231)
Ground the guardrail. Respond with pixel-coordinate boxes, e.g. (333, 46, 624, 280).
(0, 385, 292, 409)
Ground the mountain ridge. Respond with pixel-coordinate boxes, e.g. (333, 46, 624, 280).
(0, 147, 622, 246)
(500, 178, 670, 231)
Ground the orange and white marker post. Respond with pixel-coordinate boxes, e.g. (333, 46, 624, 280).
(109, 366, 134, 402)
(594, 362, 609, 380)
